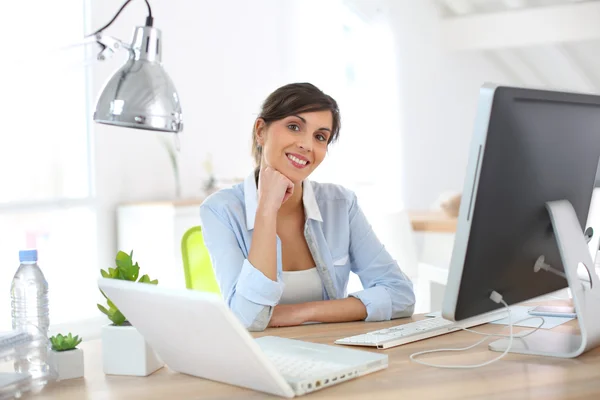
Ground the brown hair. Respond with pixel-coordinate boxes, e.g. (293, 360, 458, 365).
(251, 83, 341, 167)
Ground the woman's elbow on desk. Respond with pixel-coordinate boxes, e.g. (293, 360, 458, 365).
(237, 307, 272, 332)
(227, 296, 274, 332)
(390, 284, 416, 320)
(383, 273, 416, 320)
(393, 302, 415, 319)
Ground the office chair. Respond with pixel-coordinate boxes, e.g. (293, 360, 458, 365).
(181, 226, 221, 294)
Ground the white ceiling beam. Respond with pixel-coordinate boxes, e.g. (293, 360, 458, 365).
(442, 1, 600, 52)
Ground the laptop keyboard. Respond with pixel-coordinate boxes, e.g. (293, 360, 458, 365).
(263, 351, 347, 379)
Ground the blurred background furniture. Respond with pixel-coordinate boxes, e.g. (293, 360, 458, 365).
(408, 210, 457, 233)
(117, 199, 204, 290)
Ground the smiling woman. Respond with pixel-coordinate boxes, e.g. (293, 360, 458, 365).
(199, 83, 415, 331)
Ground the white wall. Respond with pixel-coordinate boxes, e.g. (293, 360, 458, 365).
(91, 0, 298, 271)
(385, 0, 519, 210)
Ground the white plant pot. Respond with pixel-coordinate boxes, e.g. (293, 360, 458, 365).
(48, 348, 84, 381)
(101, 324, 163, 376)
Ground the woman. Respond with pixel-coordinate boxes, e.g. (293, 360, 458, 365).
(200, 83, 415, 331)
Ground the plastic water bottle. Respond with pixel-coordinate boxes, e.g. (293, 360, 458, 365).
(10, 249, 50, 377)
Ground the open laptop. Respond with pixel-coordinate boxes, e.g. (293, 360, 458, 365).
(98, 278, 388, 397)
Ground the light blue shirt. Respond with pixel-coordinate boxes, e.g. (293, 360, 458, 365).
(199, 172, 415, 331)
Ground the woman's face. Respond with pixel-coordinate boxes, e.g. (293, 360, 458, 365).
(256, 110, 333, 183)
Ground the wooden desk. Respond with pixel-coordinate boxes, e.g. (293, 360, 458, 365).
(29, 312, 600, 400)
(408, 210, 457, 233)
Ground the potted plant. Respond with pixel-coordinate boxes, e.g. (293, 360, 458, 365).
(47, 333, 84, 381)
(98, 250, 164, 376)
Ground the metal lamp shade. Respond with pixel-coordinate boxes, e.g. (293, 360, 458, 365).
(94, 26, 183, 133)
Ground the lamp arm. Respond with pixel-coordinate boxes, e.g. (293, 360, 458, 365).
(94, 33, 132, 61)
(52, 33, 131, 67)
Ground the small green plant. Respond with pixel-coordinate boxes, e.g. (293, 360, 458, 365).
(50, 333, 82, 352)
(97, 250, 158, 326)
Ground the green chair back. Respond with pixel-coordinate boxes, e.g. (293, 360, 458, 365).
(181, 226, 221, 294)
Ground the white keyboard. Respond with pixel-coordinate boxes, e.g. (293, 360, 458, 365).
(263, 351, 347, 379)
(335, 312, 505, 349)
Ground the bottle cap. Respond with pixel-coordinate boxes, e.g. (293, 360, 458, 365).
(19, 249, 38, 262)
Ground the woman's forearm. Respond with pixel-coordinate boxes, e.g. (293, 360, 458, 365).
(268, 298, 367, 327)
(306, 297, 367, 323)
(247, 205, 278, 281)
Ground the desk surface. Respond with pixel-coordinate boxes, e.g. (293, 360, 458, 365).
(29, 309, 600, 400)
(408, 210, 457, 233)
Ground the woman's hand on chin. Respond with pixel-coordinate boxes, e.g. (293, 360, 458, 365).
(257, 166, 295, 212)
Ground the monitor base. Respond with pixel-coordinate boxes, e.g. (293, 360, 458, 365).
(489, 330, 583, 357)
(489, 200, 600, 358)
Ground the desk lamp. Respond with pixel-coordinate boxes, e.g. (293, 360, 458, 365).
(91, 0, 183, 134)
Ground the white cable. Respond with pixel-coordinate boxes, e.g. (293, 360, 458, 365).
(462, 316, 545, 338)
(409, 291, 517, 369)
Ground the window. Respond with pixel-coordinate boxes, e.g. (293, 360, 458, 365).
(288, 1, 403, 205)
(0, 1, 95, 330)
(286, 1, 404, 292)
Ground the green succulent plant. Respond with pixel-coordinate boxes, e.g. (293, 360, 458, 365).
(50, 333, 82, 352)
(97, 250, 158, 326)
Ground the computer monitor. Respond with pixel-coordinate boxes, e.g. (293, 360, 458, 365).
(442, 83, 600, 358)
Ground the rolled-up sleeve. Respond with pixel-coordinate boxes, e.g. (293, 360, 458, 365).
(237, 259, 284, 306)
(200, 204, 284, 331)
(346, 193, 415, 321)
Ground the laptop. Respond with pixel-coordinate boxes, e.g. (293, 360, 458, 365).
(98, 278, 388, 397)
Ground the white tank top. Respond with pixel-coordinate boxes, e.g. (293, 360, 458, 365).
(279, 267, 323, 305)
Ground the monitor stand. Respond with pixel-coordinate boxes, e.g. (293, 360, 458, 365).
(489, 200, 600, 358)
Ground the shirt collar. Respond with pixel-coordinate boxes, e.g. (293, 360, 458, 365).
(244, 171, 323, 230)
(302, 176, 323, 223)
